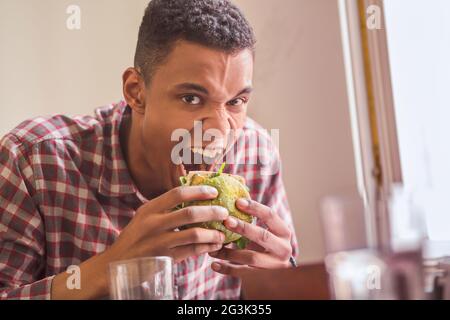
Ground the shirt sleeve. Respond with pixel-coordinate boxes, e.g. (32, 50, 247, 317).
(0, 134, 53, 300)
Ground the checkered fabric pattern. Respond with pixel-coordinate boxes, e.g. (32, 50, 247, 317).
(0, 100, 298, 300)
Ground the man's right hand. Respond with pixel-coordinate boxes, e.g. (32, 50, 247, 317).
(107, 185, 228, 262)
(51, 185, 227, 299)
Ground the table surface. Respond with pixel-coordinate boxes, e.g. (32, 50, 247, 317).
(240, 263, 330, 300)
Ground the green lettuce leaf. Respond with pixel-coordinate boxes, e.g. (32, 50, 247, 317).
(235, 237, 250, 249)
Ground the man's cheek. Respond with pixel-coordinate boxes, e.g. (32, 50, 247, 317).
(230, 113, 246, 130)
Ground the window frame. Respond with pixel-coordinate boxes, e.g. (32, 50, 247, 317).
(338, 0, 403, 250)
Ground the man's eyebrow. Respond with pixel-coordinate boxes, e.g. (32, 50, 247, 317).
(174, 83, 209, 95)
(173, 83, 253, 97)
(235, 86, 253, 96)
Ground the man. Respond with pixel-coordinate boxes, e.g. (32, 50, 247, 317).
(0, 0, 298, 299)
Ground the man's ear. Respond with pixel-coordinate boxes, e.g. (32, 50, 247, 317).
(122, 67, 146, 115)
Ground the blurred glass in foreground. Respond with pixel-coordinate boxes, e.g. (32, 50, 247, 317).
(108, 257, 174, 300)
(320, 188, 426, 300)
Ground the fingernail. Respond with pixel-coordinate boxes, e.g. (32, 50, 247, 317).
(219, 232, 225, 243)
(226, 216, 238, 228)
(213, 206, 229, 217)
(203, 186, 218, 195)
(212, 262, 221, 271)
(237, 198, 249, 207)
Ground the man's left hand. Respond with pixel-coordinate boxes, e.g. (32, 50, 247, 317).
(209, 198, 294, 276)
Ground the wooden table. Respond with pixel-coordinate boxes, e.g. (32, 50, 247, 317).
(240, 263, 331, 300)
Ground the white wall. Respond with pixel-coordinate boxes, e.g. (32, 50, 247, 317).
(0, 0, 148, 128)
(0, 0, 358, 263)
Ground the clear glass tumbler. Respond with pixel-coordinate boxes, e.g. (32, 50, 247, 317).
(108, 256, 174, 300)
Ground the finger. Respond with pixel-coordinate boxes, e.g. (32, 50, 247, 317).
(209, 248, 289, 269)
(246, 242, 266, 252)
(165, 227, 225, 248)
(211, 262, 253, 277)
(162, 206, 228, 230)
(171, 243, 223, 262)
(223, 217, 292, 260)
(236, 199, 291, 238)
(150, 186, 219, 212)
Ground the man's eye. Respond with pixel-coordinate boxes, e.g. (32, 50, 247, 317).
(181, 95, 202, 105)
(228, 98, 247, 107)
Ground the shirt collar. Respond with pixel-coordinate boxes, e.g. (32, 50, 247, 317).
(97, 101, 143, 199)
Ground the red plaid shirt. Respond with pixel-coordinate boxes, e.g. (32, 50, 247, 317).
(0, 100, 298, 300)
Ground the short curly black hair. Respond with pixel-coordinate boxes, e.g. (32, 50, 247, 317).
(134, 0, 256, 84)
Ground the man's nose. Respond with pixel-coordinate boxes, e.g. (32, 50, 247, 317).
(200, 108, 231, 147)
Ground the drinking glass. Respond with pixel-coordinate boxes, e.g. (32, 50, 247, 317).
(108, 256, 174, 300)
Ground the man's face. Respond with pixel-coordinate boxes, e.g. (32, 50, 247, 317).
(138, 40, 254, 191)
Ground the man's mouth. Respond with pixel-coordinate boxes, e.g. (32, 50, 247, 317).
(181, 146, 224, 174)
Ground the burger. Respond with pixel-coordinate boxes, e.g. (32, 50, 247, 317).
(178, 163, 253, 249)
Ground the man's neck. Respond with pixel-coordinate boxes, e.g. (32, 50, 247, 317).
(119, 112, 165, 200)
